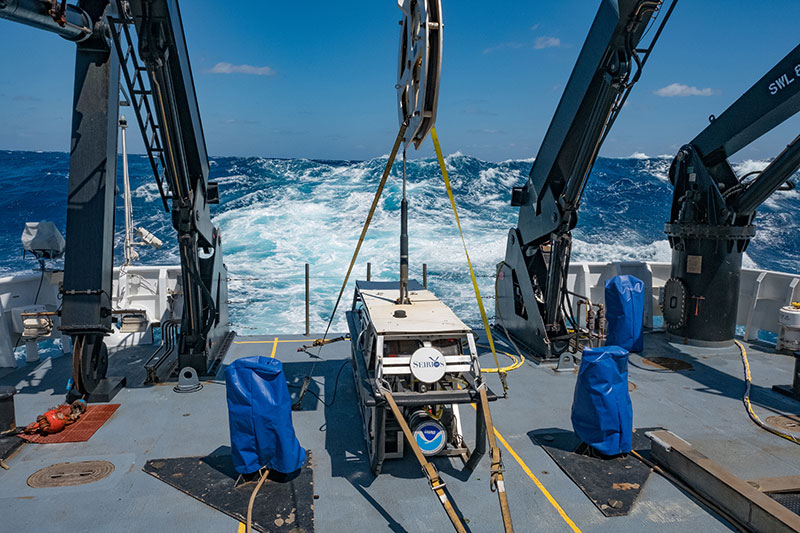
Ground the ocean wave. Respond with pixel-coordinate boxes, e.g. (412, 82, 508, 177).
(0, 151, 797, 334)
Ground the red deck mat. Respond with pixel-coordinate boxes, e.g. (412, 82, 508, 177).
(18, 404, 120, 444)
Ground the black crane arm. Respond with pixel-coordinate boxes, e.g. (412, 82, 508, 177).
(516, 0, 668, 246)
(668, 44, 800, 226)
(125, 0, 227, 372)
(128, 0, 215, 242)
(664, 43, 800, 345)
(497, 0, 674, 361)
(691, 44, 800, 168)
(1, 0, 230, 388)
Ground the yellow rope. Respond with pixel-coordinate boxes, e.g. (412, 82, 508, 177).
(735, 340, 800, 445)
(318, 122, 408, 348)
(431, 127, 508, 393)
(246, 469, 269, 533)
(477, 344, 524, 373)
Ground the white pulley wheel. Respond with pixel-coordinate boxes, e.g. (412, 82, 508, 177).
(397, 0, 442, 149)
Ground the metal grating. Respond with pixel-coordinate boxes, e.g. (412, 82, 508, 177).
(770, 492, 800, 516)
(642, 357, 694, 371)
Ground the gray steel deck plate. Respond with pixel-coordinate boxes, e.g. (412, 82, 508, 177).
(532, 427, 659, 517)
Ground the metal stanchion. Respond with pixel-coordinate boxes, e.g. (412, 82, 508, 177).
(305, 263, 310, 336)
(367, 262, 372, 281)
(423, 263, 427, 289)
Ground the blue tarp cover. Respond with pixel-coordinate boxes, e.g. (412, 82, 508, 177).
(225, 356, 306, 475)
(604, 275, 644, 352)
(571, 346, 633, 456)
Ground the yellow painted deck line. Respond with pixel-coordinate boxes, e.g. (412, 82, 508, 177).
(493, 427, 581, 532)
(237, 522, 245, 533)
(270, 337, 279, 358)
(469, 403, 581, 532)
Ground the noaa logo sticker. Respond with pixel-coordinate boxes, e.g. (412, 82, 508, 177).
(414, 422, 446, 455)
(409, 347, 446, 383)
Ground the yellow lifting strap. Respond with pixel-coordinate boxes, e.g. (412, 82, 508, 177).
(430, 127, 509, 394)
(318, 122, 409, 346)
(478, 385, 514, 532)
(382, 388, 467, 533)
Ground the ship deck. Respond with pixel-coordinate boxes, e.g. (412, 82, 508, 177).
(1, 330, 799, 532)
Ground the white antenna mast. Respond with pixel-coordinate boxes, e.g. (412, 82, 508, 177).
(120, 115, 139, 265)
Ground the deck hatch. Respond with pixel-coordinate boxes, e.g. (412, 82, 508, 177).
(765, 415, 800, 433)
(27, 460, 115, 488)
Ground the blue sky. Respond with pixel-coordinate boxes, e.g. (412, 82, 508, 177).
(1, 0, 799, 161)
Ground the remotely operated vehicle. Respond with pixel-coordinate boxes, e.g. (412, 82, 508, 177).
(341, 0, 502, 482)
(346, 280, 496, 474)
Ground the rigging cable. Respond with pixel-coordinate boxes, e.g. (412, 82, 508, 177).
(477, 344, 524, 374)
(291, 122, 409, 408)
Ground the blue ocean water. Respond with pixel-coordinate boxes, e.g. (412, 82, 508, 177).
(1, 150, 798, 334)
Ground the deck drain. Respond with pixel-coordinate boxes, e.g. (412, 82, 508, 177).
(765, 415, 800, 432)
(628, 381, 637, 392)
(27, 460, 114, 488)
(641, 357, 693, 371)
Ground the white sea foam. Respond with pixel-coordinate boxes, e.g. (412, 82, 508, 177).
(211, 153, 793, 334)
(3, 152, 788, 335)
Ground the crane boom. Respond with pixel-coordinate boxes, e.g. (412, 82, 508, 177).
(0, 0, 229, 398)
(497, 0, 673, 361)
(663, 43, 800, 345)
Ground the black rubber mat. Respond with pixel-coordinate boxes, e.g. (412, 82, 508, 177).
(0, 434, 24, 462)
(530, 427, 659, 517)
(771, 492, 800, 516)
(143, 448, 314, 532)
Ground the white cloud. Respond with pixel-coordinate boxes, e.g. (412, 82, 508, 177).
(484, 35, 561, 55)
(534, 36, 561, 49)
(483, 42, 525, 55)
(208, 62, 276, 76)
(654, 83, 714, 97)
(530, 24, 540, 31)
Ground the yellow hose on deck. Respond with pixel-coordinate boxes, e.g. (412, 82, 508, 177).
(477, 344, 524, 374)
(735, 340, 800, 445)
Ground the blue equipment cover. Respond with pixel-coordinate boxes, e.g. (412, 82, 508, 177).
(225, 357, 306, 475)
(571, 346, 633, 456)
(604, 275, 644, 352)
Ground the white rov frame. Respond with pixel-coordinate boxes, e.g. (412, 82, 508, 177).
(365, 332, 481, 381)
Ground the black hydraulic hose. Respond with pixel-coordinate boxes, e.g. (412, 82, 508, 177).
(733, 132, 800, 216)
(33, 260, 46, 304)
